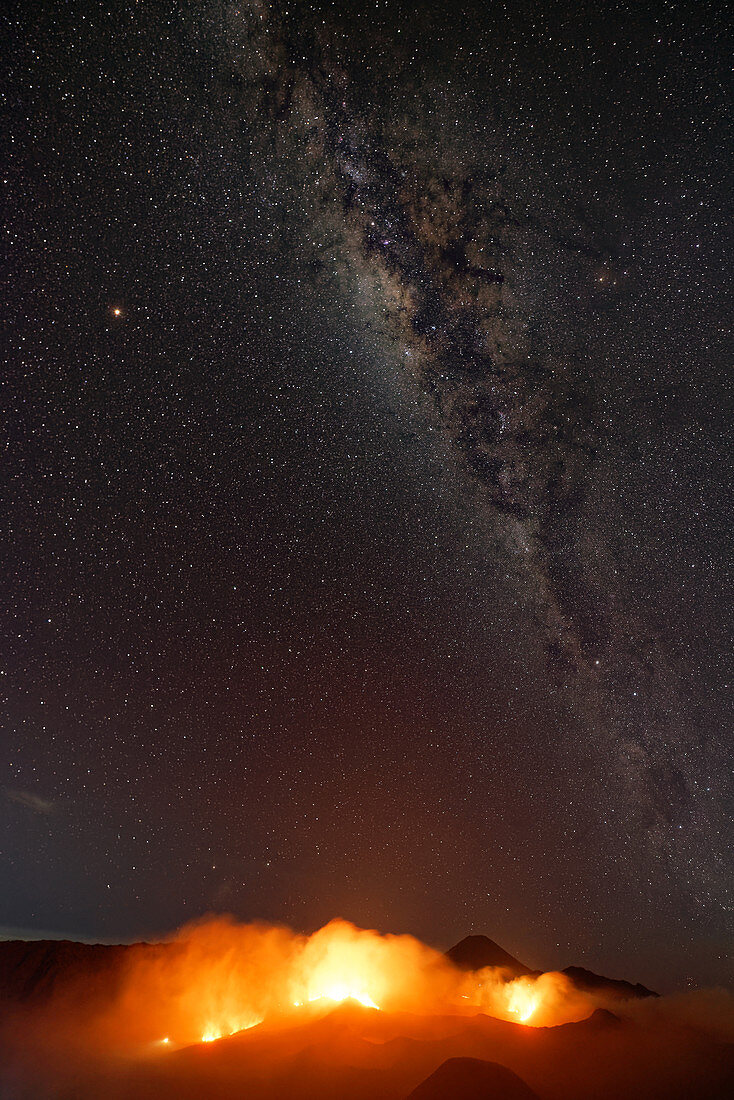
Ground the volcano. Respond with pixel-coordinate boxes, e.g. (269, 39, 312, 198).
(445, 936, 535, 977)
(0, 919, 732, 1099)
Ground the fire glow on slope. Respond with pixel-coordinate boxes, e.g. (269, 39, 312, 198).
(507, 983, 539, 1023)
(39, 918, 601, 1055)
(200, 1016, 263, 1043)
(294, 989, 380, 1010)
(96, 917, 596, 1049)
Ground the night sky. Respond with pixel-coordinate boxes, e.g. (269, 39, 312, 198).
(3, 1, 731, 991)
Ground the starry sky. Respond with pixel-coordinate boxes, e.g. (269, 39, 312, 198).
(3, 0, 732, 991)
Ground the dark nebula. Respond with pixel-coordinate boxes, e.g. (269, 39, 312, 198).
(2, 0, 731, 990)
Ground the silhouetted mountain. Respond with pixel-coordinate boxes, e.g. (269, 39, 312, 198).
(445, 936, 533, 976)
(444, 935, 660, 1003)
(562, 965, 658, 1000)
(0, 939, 134, 1003)
(551, 1007, 622, 1034)
(405, 1057, 540, 1100)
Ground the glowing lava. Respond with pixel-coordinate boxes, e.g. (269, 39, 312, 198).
(508, 990, 538, 1023)
(199, 1017, 263, 1044)
(305, 985, 380, 1009)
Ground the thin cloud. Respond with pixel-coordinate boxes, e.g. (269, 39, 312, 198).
(5, 788, 55, 816)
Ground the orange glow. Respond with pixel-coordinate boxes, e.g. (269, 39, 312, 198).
(289, 921, 390, 1012)
(461, 967, 593, 1027)
(307, 987, 379, 1009)
(27, 917, 598, 1055)
(105, 918, 594, 1046)
(200, 1016, 262, 1043)
(506, 985, 538, 1023)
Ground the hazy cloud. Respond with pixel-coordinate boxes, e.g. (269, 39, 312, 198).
(5, 788, 55, 816)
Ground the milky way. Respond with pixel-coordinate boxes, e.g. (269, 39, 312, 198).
(212, 2, 730, 897)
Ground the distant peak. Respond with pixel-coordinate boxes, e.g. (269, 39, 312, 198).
(445, 935, 532, 976)
(562, 966, 658, 999)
